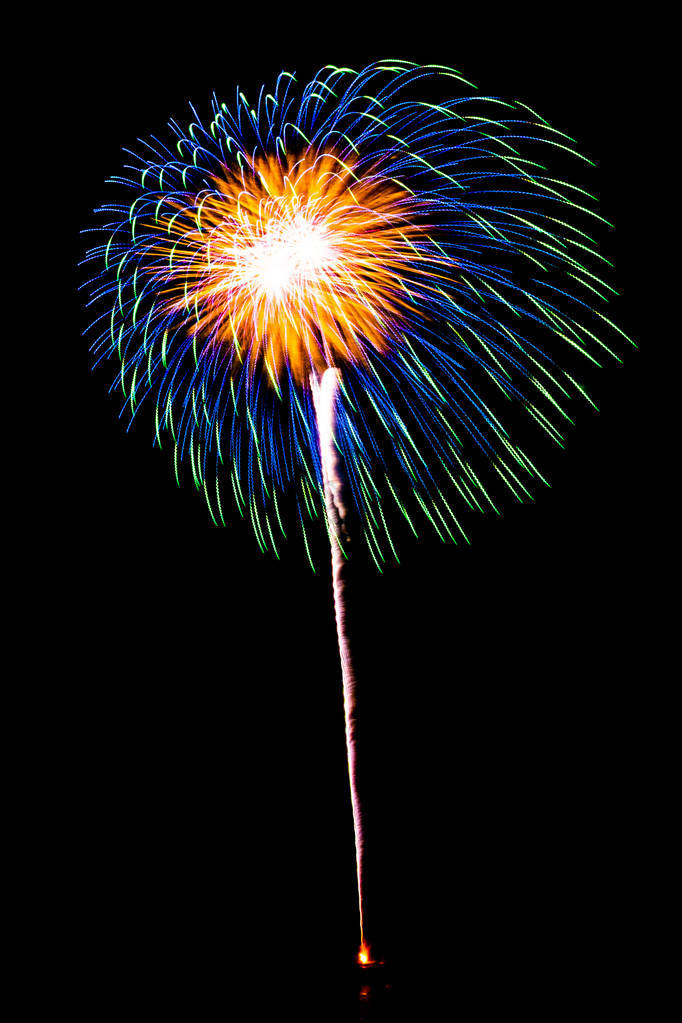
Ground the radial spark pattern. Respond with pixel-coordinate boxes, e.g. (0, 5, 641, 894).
(82, 61, 630, 566)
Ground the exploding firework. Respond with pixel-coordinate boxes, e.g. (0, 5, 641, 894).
(82, 60, 631, 962)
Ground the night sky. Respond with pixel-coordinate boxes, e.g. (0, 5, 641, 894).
(57, 10, 651, 1017)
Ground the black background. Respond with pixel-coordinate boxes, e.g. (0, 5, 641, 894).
(53, 7, 653, 1017)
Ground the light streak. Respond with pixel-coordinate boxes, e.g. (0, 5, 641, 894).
(312, 367, 366, 955)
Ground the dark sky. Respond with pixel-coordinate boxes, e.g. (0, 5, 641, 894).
(56, 9, 653, 1016)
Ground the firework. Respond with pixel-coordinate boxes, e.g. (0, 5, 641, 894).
(82, 60, 631, 963)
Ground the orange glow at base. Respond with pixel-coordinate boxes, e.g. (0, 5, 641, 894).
(358, 943, 373, 966)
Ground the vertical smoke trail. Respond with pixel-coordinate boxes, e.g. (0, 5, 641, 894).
(312, 367, 367, 958)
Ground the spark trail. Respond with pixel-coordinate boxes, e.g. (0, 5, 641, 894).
(312, 367, 368, 962)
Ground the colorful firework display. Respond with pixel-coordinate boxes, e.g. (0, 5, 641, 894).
(83, 61, 630, 568)
(82, 59, 631, 965)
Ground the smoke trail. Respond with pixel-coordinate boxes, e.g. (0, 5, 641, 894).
(312, 368, 367, 956)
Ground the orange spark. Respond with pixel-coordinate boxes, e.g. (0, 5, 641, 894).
(358, 942, 373, 966)
(150, 150, 440, 386)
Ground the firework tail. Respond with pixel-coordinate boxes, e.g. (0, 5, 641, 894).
(312, 367, 367, 959)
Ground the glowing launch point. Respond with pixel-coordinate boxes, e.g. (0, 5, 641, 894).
(357, 941, 386, 969)
(358, 943, 374, 967)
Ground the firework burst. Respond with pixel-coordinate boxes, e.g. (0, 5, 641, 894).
(82, 60, 631, 961)
(152, 150, 438, 386)
(83, 61, 631, 569)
